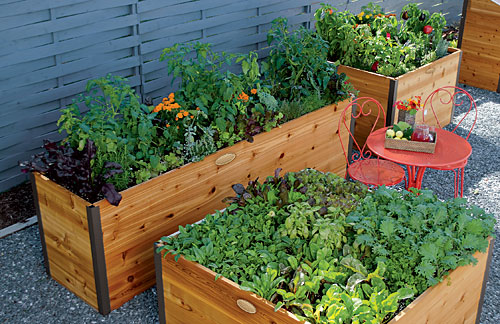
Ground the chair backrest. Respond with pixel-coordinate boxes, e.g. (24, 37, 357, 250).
(421, 86, 477, 140)
(338, 97, 386, 166)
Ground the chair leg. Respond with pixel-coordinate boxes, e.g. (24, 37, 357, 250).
(453, 169, 459, 198)
(459, 167, 465, 198)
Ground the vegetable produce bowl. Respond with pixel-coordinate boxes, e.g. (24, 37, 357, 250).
(385, 131, 437, 153)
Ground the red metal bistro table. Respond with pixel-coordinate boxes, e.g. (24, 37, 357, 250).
(366, 127, 472, 191)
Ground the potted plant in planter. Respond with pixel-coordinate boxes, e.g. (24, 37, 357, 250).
(155, 169, 495, 324)
(23, 20, 355, 314)
(315, 3, 462, 145)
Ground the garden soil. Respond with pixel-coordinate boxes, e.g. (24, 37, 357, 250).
(0, 182, 35, 230)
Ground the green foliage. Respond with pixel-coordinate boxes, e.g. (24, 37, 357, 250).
(57, 75, 161, 188)
(159, 42, 283, 149)
(347, 187, 495, 295)
(158, 169, 495, 323)
(315, 3, 449, 77)
(262, 18, 355, 115)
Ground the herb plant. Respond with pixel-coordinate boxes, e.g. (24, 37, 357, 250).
(315, 3, 450, 77)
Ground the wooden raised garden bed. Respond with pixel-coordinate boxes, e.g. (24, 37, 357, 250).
(155, 237, 493, 324)
(31, 99, 351, 314)
(337, 48, 462, 145)
(458, 0, 500, 92)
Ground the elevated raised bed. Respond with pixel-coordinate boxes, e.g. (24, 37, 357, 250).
(155, 238, 493, 324)
(459, 0, 500, 92)
(337, 48, 462, 145)
(31, 99, 351, 314)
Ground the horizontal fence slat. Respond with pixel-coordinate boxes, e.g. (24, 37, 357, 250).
(2, 6, 135, 45)
(0, 0, 89, 18)
(0, 0, 319, 191)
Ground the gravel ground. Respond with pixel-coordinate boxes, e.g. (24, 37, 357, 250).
(0, 84, 499, 323)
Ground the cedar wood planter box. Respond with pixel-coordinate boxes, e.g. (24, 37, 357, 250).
(337, 48, 462, 146)
(30, 99, 351, 314)
(155, 238, 493, 324)
(458, 0, 500, 92)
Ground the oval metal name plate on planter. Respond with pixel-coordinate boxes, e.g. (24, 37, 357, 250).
(236, 299, 256, 314)
(215, 153, 236, 166)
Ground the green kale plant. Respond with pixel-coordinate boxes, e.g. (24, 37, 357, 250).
(347, 187, 495, 295)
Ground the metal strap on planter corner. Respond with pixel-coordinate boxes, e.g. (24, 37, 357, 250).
(30, 173, 51, 276)
(475, 238, 496, 324)
(154, 244, 167, 324)
(87, 205, 111, 315)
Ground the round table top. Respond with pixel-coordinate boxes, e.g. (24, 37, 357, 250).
(366, 127, 472, 168)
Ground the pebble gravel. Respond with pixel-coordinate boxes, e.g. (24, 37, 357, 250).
(0, 84, 499, 323)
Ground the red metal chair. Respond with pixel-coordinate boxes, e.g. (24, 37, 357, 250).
(338, 97, 406, 187)
(421, 86, 477, 197)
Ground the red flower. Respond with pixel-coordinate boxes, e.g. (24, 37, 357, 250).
(386, 32, 391, 40)
(329, 9, 333, 15)
(371, 61, 379, 72)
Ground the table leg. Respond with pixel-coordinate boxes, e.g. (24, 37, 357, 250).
(406, 165, 427, 190)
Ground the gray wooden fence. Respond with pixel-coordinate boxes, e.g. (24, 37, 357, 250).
(0, 0, 462, 192)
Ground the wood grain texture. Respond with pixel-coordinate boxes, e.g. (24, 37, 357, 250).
(459, 0, 500, 91)
(395, 48, 462, 128)
(158, 252, 302, 324)
(157, 238, 492, 324)
(33, 172, 98, 309)
(389, 238, 492, 324)
(96, 100, 351, 310)
(337, 64, 392, 147)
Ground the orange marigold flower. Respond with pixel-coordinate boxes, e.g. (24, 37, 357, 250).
(237, 91, 249, 102)
(166, 124, 170, 128)
(190, 115, 194, 119)
(250, 88, 257, 95)
(176, 126, 179, 129)
(171, 103, 180, 109)
(196, 107, 200, 110)
(162, 98, 169, 104)
(175, 117, 179, 121)
(183, 110, 189, 117)
(168, 93, 175, 99)
(177, 112, 183, 118)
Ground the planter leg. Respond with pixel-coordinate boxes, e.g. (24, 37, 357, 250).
(30, 173, 51, 277)
(154, 245, 167, 324)
(87, 206, 111, 315)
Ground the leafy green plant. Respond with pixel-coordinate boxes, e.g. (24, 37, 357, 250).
(159, 42, 282, 148)
(57, 75, 162, 187)
(158, 168, 495, 323)
(347, 187, 495, 294)
(316, 3, 450, 77)
(262, 18, 354, 115)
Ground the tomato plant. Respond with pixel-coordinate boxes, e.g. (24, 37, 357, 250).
(315, 3, 450, 77)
